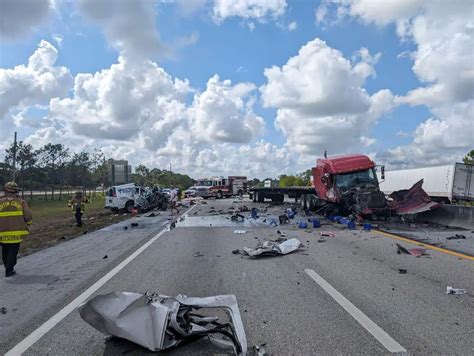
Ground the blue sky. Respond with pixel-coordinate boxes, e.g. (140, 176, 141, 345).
(0, 0, 472, 177)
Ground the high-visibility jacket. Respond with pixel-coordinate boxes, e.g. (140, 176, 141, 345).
(68, 197, 89, 213)
(0, 195, 33, 244)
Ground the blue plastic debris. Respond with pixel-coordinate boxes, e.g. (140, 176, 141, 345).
(347, 221, 356, 230)
(298, 221, 308, 229)
(312, 219, 321, 228)
(251, 208, 258, 219)
(363, 223, 372, 231)
(287, 209, 295, 219)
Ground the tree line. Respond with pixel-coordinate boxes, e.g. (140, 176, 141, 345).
(0, 142, 108, 200)
(1, 142, 196, 199)
(132, 165, 195, 191)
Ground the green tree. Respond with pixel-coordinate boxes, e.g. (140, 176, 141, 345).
(463, 150, 474, 165)
(38, 143, 70, 199)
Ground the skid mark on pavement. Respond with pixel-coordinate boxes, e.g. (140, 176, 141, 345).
(305, 269, 407, 355)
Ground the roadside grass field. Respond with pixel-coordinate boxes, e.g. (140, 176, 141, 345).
(19, 193, 131, 256)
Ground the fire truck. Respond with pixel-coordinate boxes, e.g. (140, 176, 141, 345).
(195, 176, 247, 199)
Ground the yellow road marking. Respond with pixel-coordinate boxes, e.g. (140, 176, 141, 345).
(375, 230, 474, 261)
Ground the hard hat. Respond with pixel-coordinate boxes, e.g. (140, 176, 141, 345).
(4, 181, 21, 192)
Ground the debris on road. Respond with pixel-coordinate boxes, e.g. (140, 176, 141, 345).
(131, 222, 139, 227)
(0, 307, 6, 314)
(123, 226, 128, 230)
(446, 286, 466, 295)
(251, 208, 259, 219)
(279, 215, 290, 224)
(398, 269, 407, 274)
(239, 238, 304, 258)
(446, 234, 467, 240)
(231, 213, 245, 222)
(234, 230, 247, 234)
(396, 243, 428, 257)
(146, 212, 156, 217)
(193, 252, 204, 257)
(102, 255, 108, 259)
(276, 230, 287, 237)
(317, 238, 326, 243)
(80, 292, 247, 354)
(320, 231, 336, 237)
(298, 221, 308, 229)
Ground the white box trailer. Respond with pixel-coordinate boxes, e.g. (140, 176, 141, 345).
(378, 163, 473, 203)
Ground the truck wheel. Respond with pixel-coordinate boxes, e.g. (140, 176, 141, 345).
(111, 207, 119, 213)
(217, 191, 223, 199)
(257, 192, 265, 203)
(124, 200, 134, 213)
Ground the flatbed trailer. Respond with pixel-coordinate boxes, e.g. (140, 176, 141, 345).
(249, 187, 315, 203)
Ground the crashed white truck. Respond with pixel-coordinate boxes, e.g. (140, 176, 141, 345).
(105, 183, 168, 213)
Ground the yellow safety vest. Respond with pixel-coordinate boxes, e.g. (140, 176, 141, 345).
(0, 197, 30, 243)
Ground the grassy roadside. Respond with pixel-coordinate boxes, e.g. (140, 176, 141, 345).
(18, 194, 131, 256)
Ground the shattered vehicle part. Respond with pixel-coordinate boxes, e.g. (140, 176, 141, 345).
(240, 238, 303, 257)
(80, 292, 247, 354)
(234, 230, 247, 234)
(389, 180, 441, 215)
(446, 234, 467, 240)
(446, 286, 466, 295)
(320, 231, 336, 237)
(396, 243, 428, 257)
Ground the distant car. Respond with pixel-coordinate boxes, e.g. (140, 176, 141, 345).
(184, 187, 197, 198)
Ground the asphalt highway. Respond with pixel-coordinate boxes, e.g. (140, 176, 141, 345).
(1, 198, 473, 355)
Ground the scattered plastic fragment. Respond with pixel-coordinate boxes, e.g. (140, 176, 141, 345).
(279, 215, 290, 224)
(298, 221, 308, 229)
(398, 269, 407, 274)
(146, 213, 156, 217)
(103, 255, 108, 259)
(251, 208, 259, 219)
(311, 219, 320, 228)
(446, 234, 466, 240)
(131, 222, 139, 227)
(0, 307, 7, 314)
(276, 230, 287, 237)
(446, 286, 466, 295)
(80, 292, 247, 354)
(123, 226, 128, 230)
(320, 231, 336, 237)
(363, 223, 372, 231)
(193, 252, 204, 257)
(317, 239, 326, 243)
(234, 230, 247, 234)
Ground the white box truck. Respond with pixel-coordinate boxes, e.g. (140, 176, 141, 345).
(378, 163, 473, 203)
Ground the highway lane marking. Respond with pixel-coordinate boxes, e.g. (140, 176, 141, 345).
(375, 230, 474, 261)
(304, 269, 407, 355)
(6, 204, 197, 356)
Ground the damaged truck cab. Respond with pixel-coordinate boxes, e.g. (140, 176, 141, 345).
(309, 154, 387, 216)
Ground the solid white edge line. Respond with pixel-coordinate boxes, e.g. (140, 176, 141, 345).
(6, 204, 197, 356)
(304, 269, 407, 354)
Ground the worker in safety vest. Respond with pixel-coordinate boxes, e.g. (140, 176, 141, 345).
(68, 191, 89, 227)
(0, 182, 32, 277)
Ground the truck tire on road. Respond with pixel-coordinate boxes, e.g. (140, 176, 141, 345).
(217, 191, 223, 199)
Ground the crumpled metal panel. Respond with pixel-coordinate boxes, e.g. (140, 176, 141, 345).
(242, 238, 303, 257)
(389, 179, 441, 215)
(79, 292, 247, 355)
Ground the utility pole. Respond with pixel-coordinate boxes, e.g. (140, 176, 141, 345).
(169, 162, 171, 173)
(12, 131, 17, 181)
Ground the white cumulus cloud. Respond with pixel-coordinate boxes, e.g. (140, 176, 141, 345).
(213, 0, 287, 23)
(325, 0, 474, 166)
(260, 38, 393, 155)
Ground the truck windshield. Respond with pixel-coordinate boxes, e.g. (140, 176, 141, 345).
(335, 169, 378, 191)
